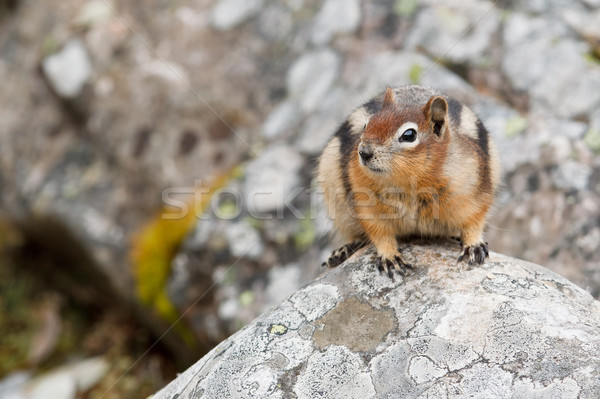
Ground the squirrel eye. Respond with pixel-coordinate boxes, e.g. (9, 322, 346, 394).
(399, 128, 417, 143)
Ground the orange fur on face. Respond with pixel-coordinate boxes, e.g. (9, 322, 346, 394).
(362, 106, 428, 146)
(361, 103, 449, 189)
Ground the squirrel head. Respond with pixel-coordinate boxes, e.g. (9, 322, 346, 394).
(357, 87, 449, 177)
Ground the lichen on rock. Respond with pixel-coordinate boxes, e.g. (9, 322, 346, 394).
(153, 241, 600, 398)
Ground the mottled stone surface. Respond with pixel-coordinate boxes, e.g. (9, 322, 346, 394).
(153, 242, 600, 399)
(3, 0, 600, 348)
(41, 39, 92, 98)
(3, 0, 600, 386)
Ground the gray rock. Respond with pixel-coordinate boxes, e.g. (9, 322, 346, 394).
(584, 127, 600, 152)
(563, 8, 600, 42)
(502, 14, 600, 118)
(587, 110, 600, 153)
(7, 357, 109, 399)
(311, 0, 362, 45)
(153, 242, 600, 399)
(75, 0, 114, 27)
(262, 100, 302, 141)
(258, 5, 294, 41)
(356, 51, 477, 102)
(474, 101, 589, 172)
(405, 1, 500, 64)
(296, 113, 339, 155)
(224, 220, 264, 260)
(27, 372, 76, 399)
(531, 53, 600, 119)
(0, 372, 31, 399)
(501, 14, 569, 91)
(243, 145, 304, 215)
(551, 160, 592, 191)
(41, 39, 92, 98)
(295, 88, 351, 154)
(582, 0, 600, 6)
(211, 0, 263, 31)
(286, 50, 341, 113)
(296, 345, 376, 398)
(515, 0, 578, 14)
(265, 263, 302, 304)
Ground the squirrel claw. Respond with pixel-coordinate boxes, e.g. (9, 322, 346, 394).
(324, 241, 367, 268)
(458, 242, 489, 266)
(375, 253, 412, 279)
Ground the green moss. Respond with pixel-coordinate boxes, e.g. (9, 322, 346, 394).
(0, 261, 36, 375)
(218, 200, 239, 219)
(239, 290, 254, 307)
(584, 128, 600, 152)
(243, 216, 263, 230)
(294, 217, 316, 251)
(42, 35, 59, 56)
(218, 267, 238, 287)
(394, 0, 418, 17)
(268, 324, 288, 335)
(584, 51, 600, 65)
(505, 116, 528, 138)
(0, 257, 86, 377)
(475, 56, 494, 69)
(231, 164, 246, 180)
(408, 64, 423, 85)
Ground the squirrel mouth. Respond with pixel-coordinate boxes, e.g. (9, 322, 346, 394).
(364, 164, 385, 174)
(359, 154, 386, 174)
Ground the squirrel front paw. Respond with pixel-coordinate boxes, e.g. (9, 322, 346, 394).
(375, 252, 413, 279)
(457, 242, 489, 266)
(322, 241, 367, 268)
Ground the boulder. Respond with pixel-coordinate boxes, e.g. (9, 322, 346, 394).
(153, 241, 600, 398)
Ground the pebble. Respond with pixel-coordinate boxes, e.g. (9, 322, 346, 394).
(551, 160, 592, 191)
(211, 0, 263, 31)
(27, 372, 76, 399)
(357, 51, 476, 101)
(405, 1, 500, 64)
(584, 128, 600, 152)
(8, 357, 109, 399)
(243, 145, 304, 215)
(295, 88, 348, 154)
(563, 8, 600, 41)
(582, 0, 600, 6)
(296, 113, 339, 155)
(530, 42, 600, 118)
(75, 0, 113, 27)
(515, 0, 577, 14)
(0, 372, 31, 399)
(266, 263, 302, 304)
(501, 13, 600, 118)
(42, 39, 92, 99)
(258, 4, 294, 41)
(224, 220, 264, 260)
(262, 100, 302, 140)
(501, 14, 569, 90)
(311, 0, 361, 45)
(286, 50, 341, 113)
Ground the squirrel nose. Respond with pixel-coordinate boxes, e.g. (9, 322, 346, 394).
(359, 144, 374, 162)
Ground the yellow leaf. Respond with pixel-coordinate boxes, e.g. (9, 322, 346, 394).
(130, 169, 236, 344)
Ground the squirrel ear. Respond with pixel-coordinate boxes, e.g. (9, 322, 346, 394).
(427, 96, 448, 136)
(382, 87, 396, 109)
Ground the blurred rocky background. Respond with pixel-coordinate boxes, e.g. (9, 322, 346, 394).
(0, 0, 599, 397)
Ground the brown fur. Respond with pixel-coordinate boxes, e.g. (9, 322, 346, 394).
(318, 85, 500, 270)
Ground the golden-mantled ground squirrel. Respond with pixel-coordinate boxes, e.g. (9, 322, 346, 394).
(318, 85, 500, 278)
